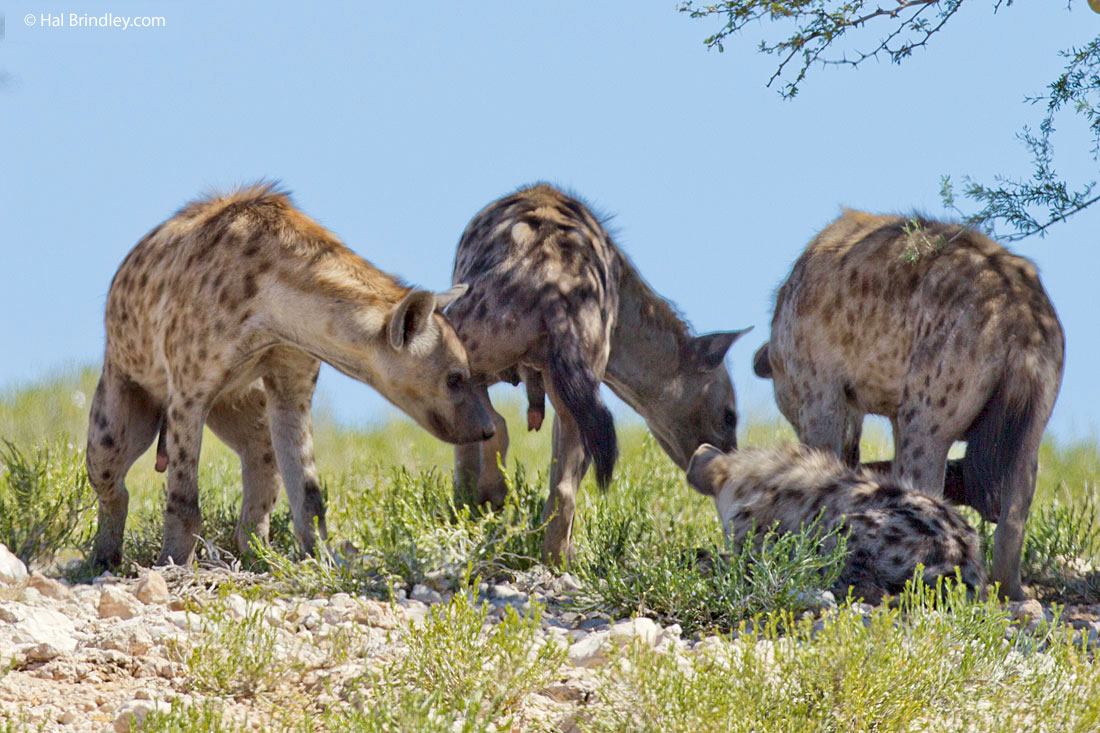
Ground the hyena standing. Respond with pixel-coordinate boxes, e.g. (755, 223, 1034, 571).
(87, 184, 493, 569)
(755, 210, 1064, 599)
(686, 443, 986, 603)
(446, 184, 750, 564)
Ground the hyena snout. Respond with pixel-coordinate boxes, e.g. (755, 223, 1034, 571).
(430, 385, 495, 444)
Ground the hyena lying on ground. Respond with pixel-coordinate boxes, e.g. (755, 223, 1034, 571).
(87, 183, 493, 568)
(445, 184, 750, 564)
(755, 210, 1064, 599)
(686, 443, 986, 603)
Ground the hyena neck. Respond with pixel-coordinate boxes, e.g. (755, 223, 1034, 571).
(266, 270, 402, 388)
(605, 265, 691, 417)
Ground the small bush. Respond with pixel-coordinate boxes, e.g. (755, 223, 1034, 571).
(0, 440, 94, 565)
(340, 590, 566, 731)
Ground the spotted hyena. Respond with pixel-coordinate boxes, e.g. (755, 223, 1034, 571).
(446, 184, 750, 564)
(687, 443, 986, 602)
(754, 210, 1064, 599)
(87, 183, 494, 569)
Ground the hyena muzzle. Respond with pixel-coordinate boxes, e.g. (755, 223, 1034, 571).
(755, 210, 1064, 600)
(446, 183, 750, 565)
(687, 443, 987, 603)
(86, 183, 493, 569)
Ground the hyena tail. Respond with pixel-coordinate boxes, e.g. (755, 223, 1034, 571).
(961, 354, 1052, 523)
(546, 330, 618, 491)
(752, 342, 773, 379)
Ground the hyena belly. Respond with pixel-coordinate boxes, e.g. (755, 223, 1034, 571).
(687, 443, 986, 601)
(761, 210, 1063, 600)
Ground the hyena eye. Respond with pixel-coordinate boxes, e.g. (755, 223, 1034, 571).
(723, 408, 737, 431)
(446, 371, 466, 391)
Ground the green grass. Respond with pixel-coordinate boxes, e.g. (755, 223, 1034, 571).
(1, 369, 1099, 730)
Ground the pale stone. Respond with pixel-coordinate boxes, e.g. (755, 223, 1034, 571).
(114, 699, 171, 732)
(28, 571, 72, 600)
(410, 584, 443, 604)
(568, 630, 611, 668)
(99, 586, 142, 620)
(353, 599, 399, 629)
(1010, 599, 1045, 626)
(609, 617, 659, 646)
(134, 571, 169, 604)
(0, 544, 27, 585)
(11, 607, 78, 656)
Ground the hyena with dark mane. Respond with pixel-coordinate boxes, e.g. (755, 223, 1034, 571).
(87, 183, 493, 568)
(446, 184, 750, 564)
(754, 210, 1063, 599)
(687, 443, 986, 603)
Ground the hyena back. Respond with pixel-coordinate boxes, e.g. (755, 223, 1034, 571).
(687, 443, 986, 602)
(87, 183, 493, 568)
(756, 210, 1063, 599)
(446, 184, 750, 564)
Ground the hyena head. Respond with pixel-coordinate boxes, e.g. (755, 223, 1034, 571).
(648, 330, 750, 468)
(375, 284, 494, 444)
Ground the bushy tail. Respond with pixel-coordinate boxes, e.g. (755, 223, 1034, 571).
(546, 331, 618, 490)
(961, 360, 1043, 524)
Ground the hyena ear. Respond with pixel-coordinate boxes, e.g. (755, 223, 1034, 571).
(389, 290, 437, 350)
(686, 444, 730, 496)
(752, 342, 773, 379)
(434, 284, 469, 310)
(682, 327, 753, 372)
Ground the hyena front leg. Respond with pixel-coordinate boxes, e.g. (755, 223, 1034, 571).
(87, 362, 162, 569)
(454, 384, 509, 509)
(263, 364, 326, 556)
(205, 385, 282, 555)
(542, 407, 590, 567)
(157, 392, 207, 566)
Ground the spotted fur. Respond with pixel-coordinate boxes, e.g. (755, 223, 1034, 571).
(756, 210, 1064, 599)
(446, 184, 749, 564)
(87, 183, 493, 568)
(687, 443, 986, 602)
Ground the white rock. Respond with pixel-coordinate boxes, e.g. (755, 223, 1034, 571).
(97, 624, 155, 656)
(227, 593, 248, 620)
(27, 572, 72, 600)
(114, 699, 171, 732)
(410, 584, 443, 604)
(492, 584, 527, 604)
(11, 607, 78, 656)
(99, 586, 142, 620)
(556, 573, 583, 592)
(1010, 599, 1046, 626)
(134, 571, 169, 604)
(568, 630, 611, 668)
(0, 544, 27, 585)
(609, 617, 659, 647)
(353, 599, 399, 629)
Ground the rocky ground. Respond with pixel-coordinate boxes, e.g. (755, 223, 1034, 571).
(1, 541, 1098, 732)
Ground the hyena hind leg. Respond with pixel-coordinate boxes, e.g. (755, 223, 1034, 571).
(87, 363, 162, 569)
(796, 390, 864, 467)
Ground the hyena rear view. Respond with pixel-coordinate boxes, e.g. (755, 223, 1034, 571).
(687, 443, 986, 603)
(755, 210, 1064, 599)
(445, 184, 750, 564)
(87, 183, 493, 569)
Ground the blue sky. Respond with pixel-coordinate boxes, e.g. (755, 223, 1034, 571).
(2, 1, 1098, 439)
